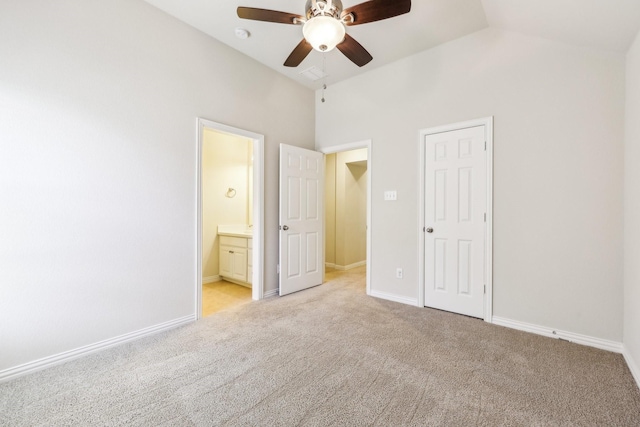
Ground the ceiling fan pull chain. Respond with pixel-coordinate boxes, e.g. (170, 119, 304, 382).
(321, 53, 327, 103)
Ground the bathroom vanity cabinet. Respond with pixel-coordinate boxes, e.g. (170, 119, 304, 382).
(219, 235, 252, 286)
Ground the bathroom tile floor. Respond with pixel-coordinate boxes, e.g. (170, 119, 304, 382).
(202, 280, 252, 317)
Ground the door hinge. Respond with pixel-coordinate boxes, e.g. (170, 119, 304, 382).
(484, 213, 486, 222)
(484, 141, 487, 151)
(484, 284, 486, 294)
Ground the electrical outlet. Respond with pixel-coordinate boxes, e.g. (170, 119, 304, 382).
(396, 268, 403, 279)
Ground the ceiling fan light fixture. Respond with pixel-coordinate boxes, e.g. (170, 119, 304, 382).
(302, 16, 345, 52)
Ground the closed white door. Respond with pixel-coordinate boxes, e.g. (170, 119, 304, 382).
(424, 125, 486, 318)
(279, 144, 324, 296)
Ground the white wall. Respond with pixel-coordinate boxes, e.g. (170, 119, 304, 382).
(624, 30, 640, 382)
(202, 130, 252, 279)
(316, 28, 625, 341)
(0, 0, 314, 373)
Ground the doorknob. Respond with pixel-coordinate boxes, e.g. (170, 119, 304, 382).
(282, 225, 289, 231)
(426, 227, 434, 233)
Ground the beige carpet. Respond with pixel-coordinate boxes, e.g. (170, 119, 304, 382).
(2, 267, 639, 426)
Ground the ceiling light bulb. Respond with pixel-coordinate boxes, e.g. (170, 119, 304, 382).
(302, 16, 345, 52)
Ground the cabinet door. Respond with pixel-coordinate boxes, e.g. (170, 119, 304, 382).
(231, 249, 248, 282)
(219, 246, 233, 278)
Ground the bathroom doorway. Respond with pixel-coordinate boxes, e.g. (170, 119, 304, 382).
(321, 142, 371, 294)
(197, 119, 264, 318)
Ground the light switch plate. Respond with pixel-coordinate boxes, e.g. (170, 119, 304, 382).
(384, 190, 397, 201)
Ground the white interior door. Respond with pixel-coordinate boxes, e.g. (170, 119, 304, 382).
(424, 125, 486, 318)
(279, 144, 324, 296)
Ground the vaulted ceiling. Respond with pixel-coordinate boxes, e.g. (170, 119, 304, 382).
(144, 0, 640, 89)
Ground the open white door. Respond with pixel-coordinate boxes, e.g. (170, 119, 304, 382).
(424, 125, 486, 318)
(279, 144, 324, 296)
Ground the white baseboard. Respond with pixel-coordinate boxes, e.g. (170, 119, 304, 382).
(220, 277, 252, 288)
(202, 275, 221, 284)
(264, 288, 279, 298)
(492, 316, 623, 354)
(369, 290, 419, 307)
(337, 261, 366, 271)
(326, 261, 366, 271)
(0, 314, 195, 383)
(623, 346, 640, 390)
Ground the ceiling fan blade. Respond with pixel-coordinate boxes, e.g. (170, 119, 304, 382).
(284, 39, 313, 67)
(341, 0, 411, 26)
(237, 7, 303, 25)
(336, 34, 373, 67)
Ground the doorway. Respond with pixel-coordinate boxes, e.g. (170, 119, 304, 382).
(418, 117, 493, 322)
(321, 141, 372, 295)
(197, 118, 264, 319)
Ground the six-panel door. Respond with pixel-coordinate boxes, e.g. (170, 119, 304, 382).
(279, 144, 324, 296)
(424, 125, 486, 318)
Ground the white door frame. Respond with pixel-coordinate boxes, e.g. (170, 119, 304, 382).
(319, 140, 372, 296)
(196, 118, 265, 319)
(418, 118, 493, 322)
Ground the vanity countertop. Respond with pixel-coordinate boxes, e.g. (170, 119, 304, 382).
(218, 225, 253, 238)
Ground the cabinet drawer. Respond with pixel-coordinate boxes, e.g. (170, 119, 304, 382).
(219, 236, 248, 248)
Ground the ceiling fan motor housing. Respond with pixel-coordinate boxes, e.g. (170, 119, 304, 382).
(305, 0, 343, 20)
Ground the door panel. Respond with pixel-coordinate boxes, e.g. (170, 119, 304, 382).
(424, 125, 486, 318)
(287, 233, 301, 278)
(231, 250, 247, 282)
(279, 144, 324, 296)
(219, 247, 232, 278)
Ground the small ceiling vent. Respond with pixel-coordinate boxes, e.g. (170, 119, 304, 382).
(299, 66, 328, 81)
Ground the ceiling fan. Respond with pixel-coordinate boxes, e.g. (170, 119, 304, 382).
(237, 0, 411, 68)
